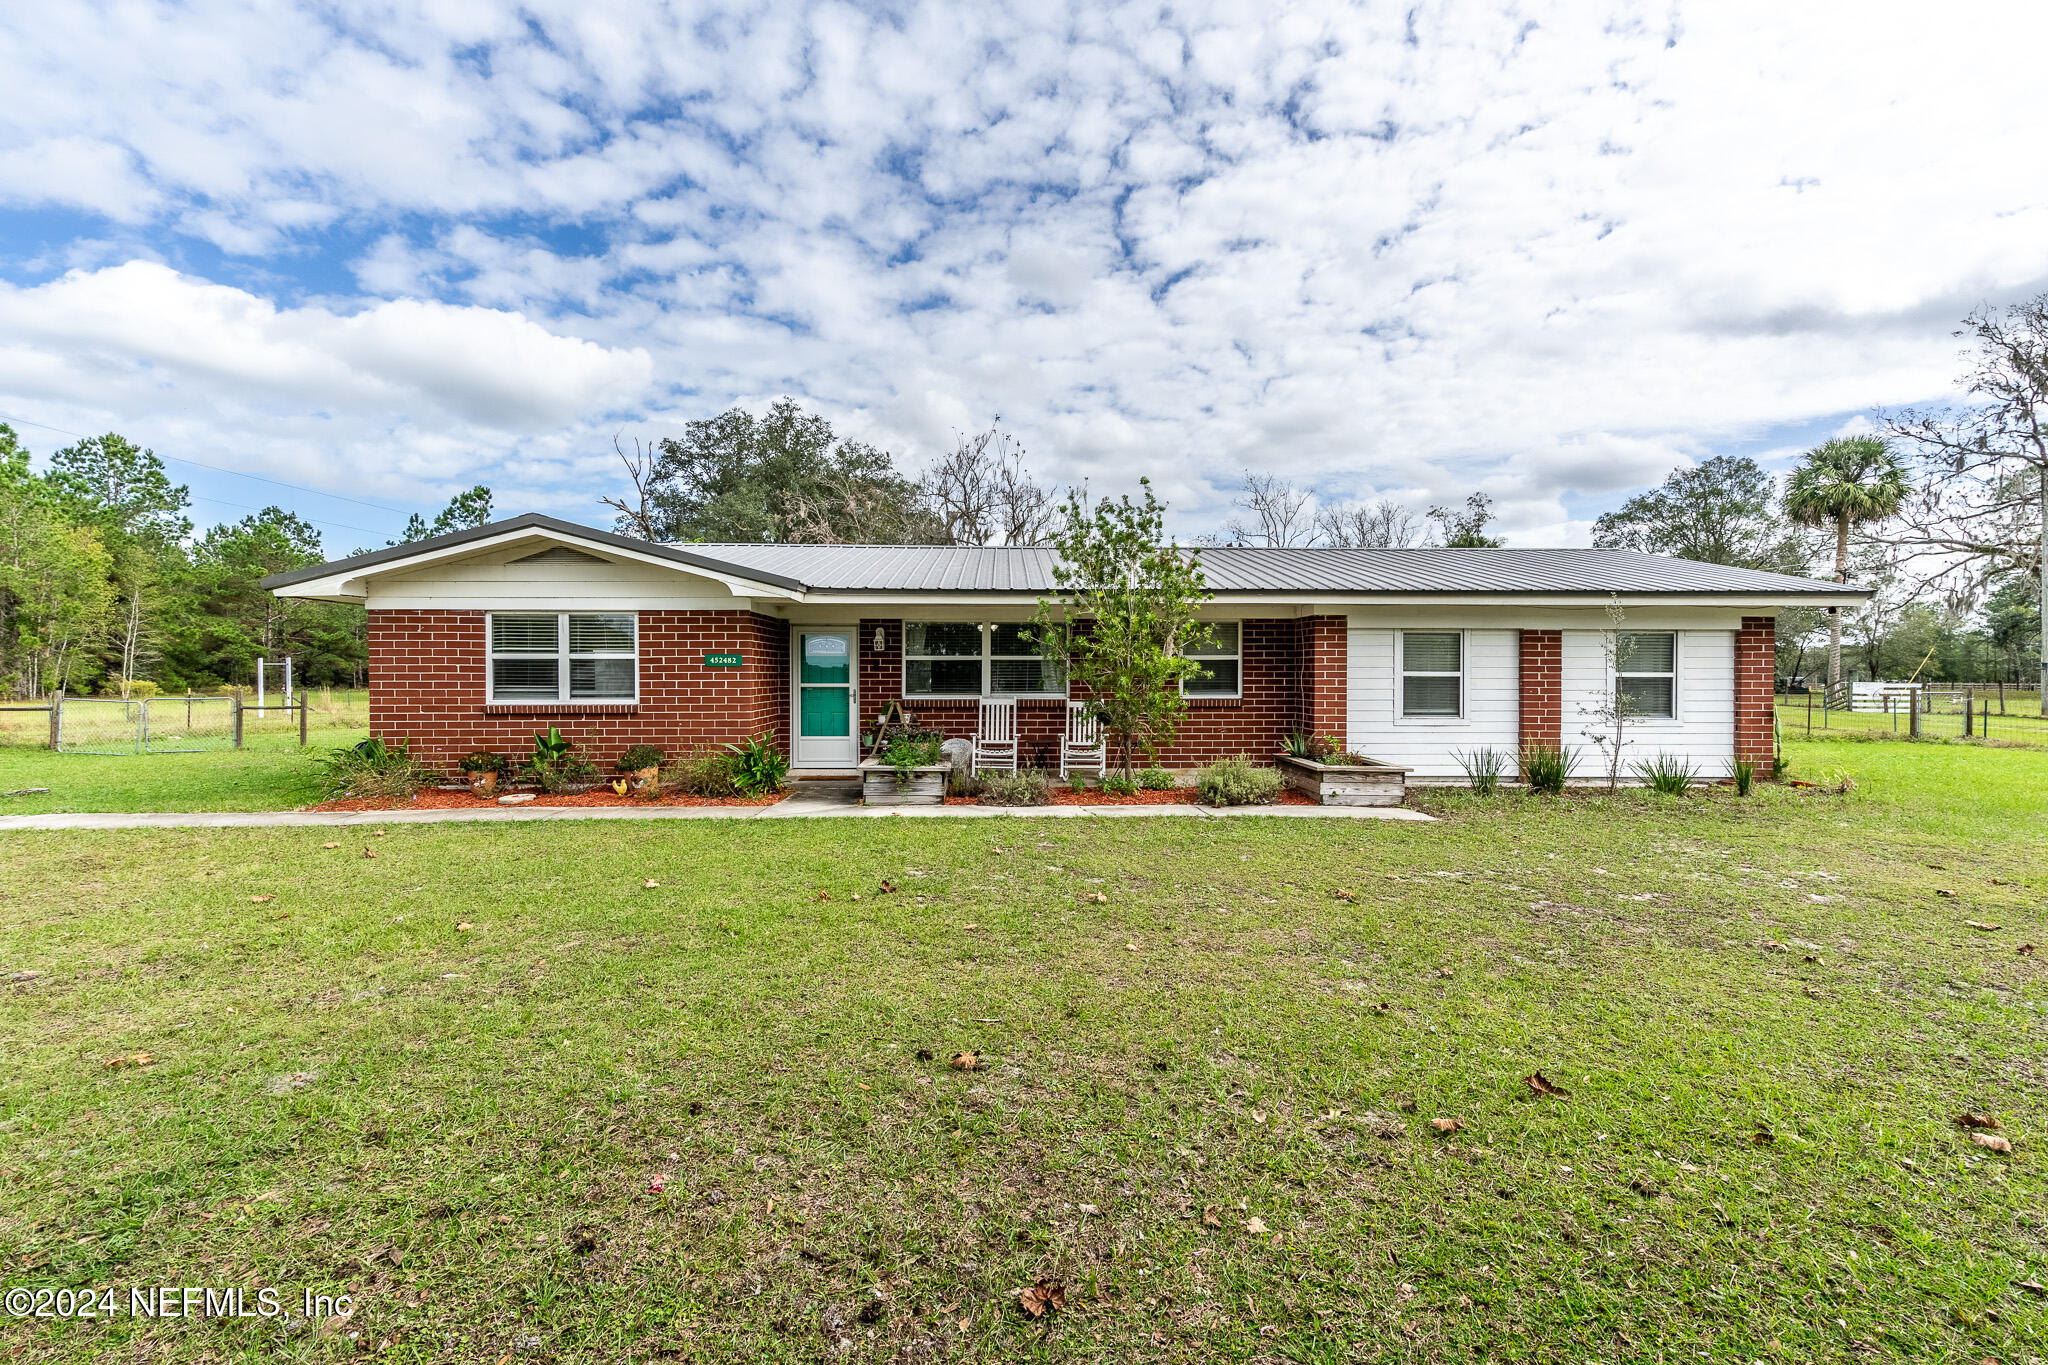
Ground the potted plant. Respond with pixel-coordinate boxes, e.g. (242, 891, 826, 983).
(527, 726, 596, 794)
(616, 744, 665, 795)
(457, 749, 510, 798)
(1274, 729, 1409, 807)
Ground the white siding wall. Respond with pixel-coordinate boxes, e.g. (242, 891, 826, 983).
(1345, 627, 1521, 778)
(367, 549, 743, 611)
(1562, 629, 1735, 779)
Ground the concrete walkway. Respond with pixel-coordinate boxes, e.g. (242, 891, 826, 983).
(0, 781, 1432, 831)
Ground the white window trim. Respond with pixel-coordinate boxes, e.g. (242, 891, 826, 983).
(902, 621, 1068, 700)
(486, 611, 640, 705)
(1180, 621, 1243, 700)
(1615, 630, 1680, 724)
(1396, 628, 1466, 725)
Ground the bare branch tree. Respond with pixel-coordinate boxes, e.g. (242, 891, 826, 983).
(1314, 497, 1427, 548)
(923, 419, 1058, 545)
(1223, 471, 1318, 546)
(600, 435, 663, 541)
(1883, 293, 2048, 693)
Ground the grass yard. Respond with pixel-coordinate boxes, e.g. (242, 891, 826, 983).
(0, 738, 2044, 1362)
(0, 735, 341, 815)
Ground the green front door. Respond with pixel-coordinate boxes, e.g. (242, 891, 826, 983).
(794, 630, 856, 766)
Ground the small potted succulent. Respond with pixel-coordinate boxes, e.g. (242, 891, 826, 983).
(457, 749, 511, 798)
(616, 744, 665, 795)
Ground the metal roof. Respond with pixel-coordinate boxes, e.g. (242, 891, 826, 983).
(261, 513, 1870, 600)
(686, 540, 1866, 598)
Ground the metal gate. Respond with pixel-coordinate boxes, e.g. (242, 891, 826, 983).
(54, 696, 242, 753)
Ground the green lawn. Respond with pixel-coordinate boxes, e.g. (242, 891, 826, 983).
(0, 739, 2044, 1362)
(0, 734, 343, 814)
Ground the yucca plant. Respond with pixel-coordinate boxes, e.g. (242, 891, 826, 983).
(1634, 752, 1697, 795)
(1454, 745, 1508, 795)
(1519, 742, 1576, 795)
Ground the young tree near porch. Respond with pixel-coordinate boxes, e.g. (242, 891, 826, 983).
(1784, 437, 1909, 703)
(1031, 480, 1212, 780)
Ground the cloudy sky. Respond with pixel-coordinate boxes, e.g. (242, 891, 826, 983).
(2, 0, 2044, 551)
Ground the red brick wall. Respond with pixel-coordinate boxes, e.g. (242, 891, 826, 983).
(855, 617, 1338, 769)
(1735, 615, 1776, 766)
(1518, 629, 1562, 751)
(367, 609, 788, 771)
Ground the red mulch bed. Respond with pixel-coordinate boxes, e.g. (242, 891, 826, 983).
(312, 788, 785, 812)
(943, 787, 1316, 807)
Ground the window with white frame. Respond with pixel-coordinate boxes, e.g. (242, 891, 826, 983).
(1180, 621, 1241, 698)
(902, 622, 1065, 698)
(1616, 631, 1676, 718)
(1400, 631, 1463, 717)
(488, 612, 638, 702)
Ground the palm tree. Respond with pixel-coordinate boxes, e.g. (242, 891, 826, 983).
(1784, 437, 1909, 703)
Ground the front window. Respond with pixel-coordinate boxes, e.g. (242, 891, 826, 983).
(1617, 632, 1676, 718)
(902, 621, 1065, 698)
(1181, 621, 1241, 698)
(1401, 631, 1463, 717)
(489, 612, 637, 702)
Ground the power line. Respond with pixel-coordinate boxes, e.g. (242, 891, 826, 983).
(0, 411, 414, 517)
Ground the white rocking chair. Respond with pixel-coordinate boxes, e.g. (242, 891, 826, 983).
(1060, 700, 1106, 781)
(973, 697, 1018, 773)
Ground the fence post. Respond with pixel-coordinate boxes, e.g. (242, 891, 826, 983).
(48, 691, 60, 750)
(1806, 690, 1813, 736)
(140, 697, 150, 753)
(1965, 688, 1974, 737)
(299, 694, 309, 747)
(232, 690, 244, 749)
(1908, 690, 1920, 739)
(1998, 679, 2006, 714)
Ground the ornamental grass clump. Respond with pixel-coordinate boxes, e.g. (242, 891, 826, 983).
(317, 736, 436, 802)
(978, 768, 1052, 806)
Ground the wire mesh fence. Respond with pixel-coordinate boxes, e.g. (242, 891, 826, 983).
(1777, 690, 2048, 746)
(2, 689, 370, 753)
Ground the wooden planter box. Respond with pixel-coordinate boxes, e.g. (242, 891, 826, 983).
(1276, 754, 1410, 807)
(859, 760, 951, 806)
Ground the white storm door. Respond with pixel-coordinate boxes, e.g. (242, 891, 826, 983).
(793, 630, 857, 766)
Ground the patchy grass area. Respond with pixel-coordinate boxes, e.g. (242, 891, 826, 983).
(0, 733, 348, 815)
(0, 739, 2043, 1362)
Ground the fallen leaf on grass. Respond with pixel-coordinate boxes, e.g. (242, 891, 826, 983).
(1750, 1131, 1775, 1146)
(2016, 1280, 2046, 1297)
(1936, 889, 1957, 898)
(1971, 1132, 2013, 1153)
(949, 1051, 980, 1071)
(815, 891, 832, 901)
(1430, 1118, 1464, 1134)
(1966, 920, 2001, 931)
(1084, 892, 1107, 904)
(362, 847, 377, 859)
(1524, 1072, 1570, 1098)
(1954, 1113, 2001, 1130)
(915, 1048, 934, 1061)
(1332, 888, 1357, 901)
(1201, 1205, 1221, 1227)
(248, 894, 274, 903)
(1435, 966, 1454, 977)
(1017, 1280, 1066, 1317)
(1126, 941, 1141, 952)
(455, 922, 473, 932)
(1245, 1217, 1269, 1234)
(320, 841, 339, 849)
(2018, 944, 2036, 956)
(878, 879, 899, 894)
(1803, 954, 1824, 965)
(103, 1053, 154, 1068)
(962, 922, 978, 930)
(642, 879, 660, 889)
(1371, 1001, 1391, 1014)
(372, 828, 386, 838)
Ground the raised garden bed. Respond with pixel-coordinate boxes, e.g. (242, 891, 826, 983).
(1276, 753, 1410, 807)
(859, 759, 952, 806)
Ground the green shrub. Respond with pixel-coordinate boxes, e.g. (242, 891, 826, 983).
(1196, 755, 1281, 806)
(724, 732, 790, 795)
(1101, 774, 1141, 796)
(1634, 752, 1697, 795)
(457, 749, 510, 775)
(1731, 757, 1756, 796)
(978, 768, 1052, 806)
(1454, 746, 1509, 795)
(317, 736, 436, 801)
(615, 744, 666, 773)
(526, 726, 596, 793)
(665, 749, 739, 797)
(1520, 742, 1576, 795)
(876, 729, 943, 783)
(1135, 766, 1176, 791)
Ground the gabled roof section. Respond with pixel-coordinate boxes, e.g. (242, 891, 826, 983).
(258, 513, 808, 595)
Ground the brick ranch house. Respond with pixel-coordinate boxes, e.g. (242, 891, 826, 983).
(262, 513, 1869, 780)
